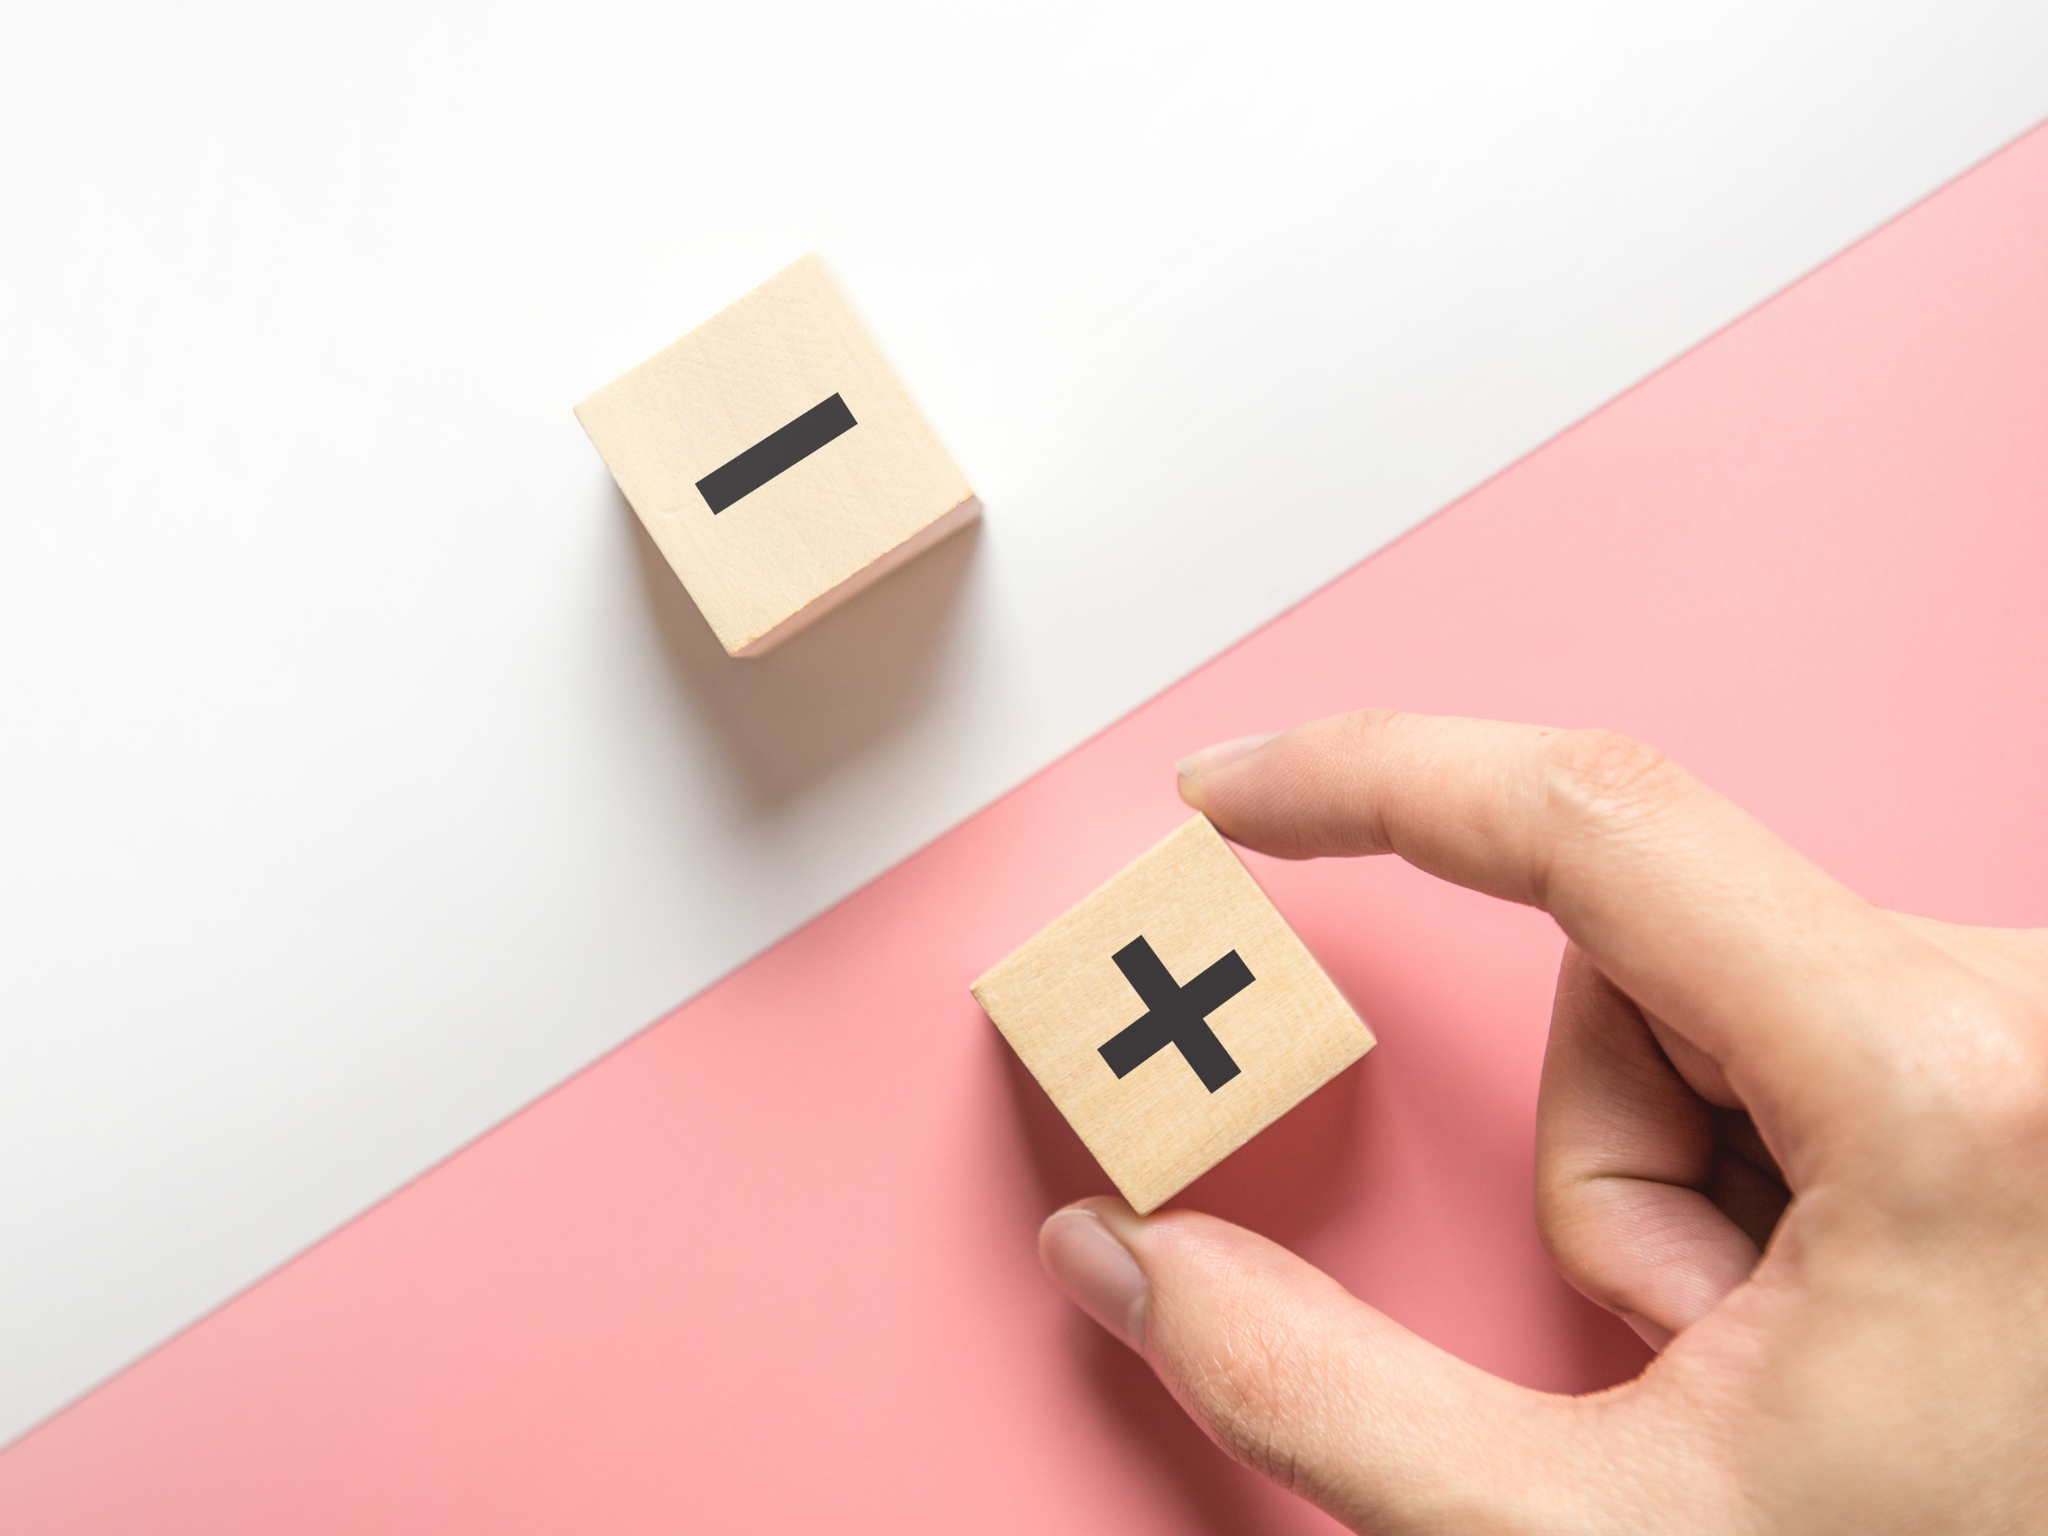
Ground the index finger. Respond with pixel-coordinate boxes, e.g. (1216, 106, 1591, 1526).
(1179, 710, 1962, 1170)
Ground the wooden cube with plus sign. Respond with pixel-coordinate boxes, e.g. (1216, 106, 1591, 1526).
(972, 815, 1374, 1214)
(575, 254, 979, 657)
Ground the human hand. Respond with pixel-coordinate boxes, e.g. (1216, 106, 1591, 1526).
(1038, 711, 2048, 1534)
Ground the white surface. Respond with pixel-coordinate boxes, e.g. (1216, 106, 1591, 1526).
(2, 0, 2044, 1444)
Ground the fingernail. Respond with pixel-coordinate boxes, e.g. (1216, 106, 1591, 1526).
(1039, 1206, 1148, 1349)
(1618, 1310, 1675, 1353)
(1175, 733, 1278, 783)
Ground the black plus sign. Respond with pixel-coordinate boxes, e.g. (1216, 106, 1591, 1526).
(1097, 936, 1255, 1093)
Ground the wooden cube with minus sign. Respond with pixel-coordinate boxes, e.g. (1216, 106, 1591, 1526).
(575, 254, 979, 656)
(972, 815, 1374, 1214)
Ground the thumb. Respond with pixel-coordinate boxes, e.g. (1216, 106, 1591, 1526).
(1040, 1199, 1621, 1534)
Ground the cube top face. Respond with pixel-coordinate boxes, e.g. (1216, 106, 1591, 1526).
(972, 816, 1374, 1214)
(574, 255, 975, 656)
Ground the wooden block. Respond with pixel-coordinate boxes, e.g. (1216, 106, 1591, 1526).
(972, 816, 1374, 1214)
(575, 254, 979, 657)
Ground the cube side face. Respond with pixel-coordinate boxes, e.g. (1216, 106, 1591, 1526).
(574, 255, 974, 655)
(972, 817, 1374, 1214)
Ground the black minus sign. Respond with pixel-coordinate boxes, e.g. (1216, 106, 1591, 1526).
(695, 393, 858, 514)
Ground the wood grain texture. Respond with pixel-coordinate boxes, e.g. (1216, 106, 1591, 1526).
(972, 816, 1374, 1213)
(574, 254, 976, 656)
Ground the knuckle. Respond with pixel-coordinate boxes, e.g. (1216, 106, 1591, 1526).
(1861, 993, 2048, 1210)
(1538, 729, 1689, 833)
(1531, 1171, 1583, 1264)
(1928, 1001, 2048, 1144)
(1533, 1180, 1626, 1308)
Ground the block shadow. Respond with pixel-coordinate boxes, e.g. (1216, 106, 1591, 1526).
(621, 485, 981, 809)
(994, 1025, 1370, 1247)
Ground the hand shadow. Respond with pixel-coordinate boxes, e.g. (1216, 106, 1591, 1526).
(620, 484, 982, 809)
(996, 1030, 1369, 1535)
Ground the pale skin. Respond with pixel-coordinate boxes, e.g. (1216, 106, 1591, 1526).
(1039, 710, 2048, 1534)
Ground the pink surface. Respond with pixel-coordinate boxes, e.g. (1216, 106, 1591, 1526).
(7, 126, 2048, 1533)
